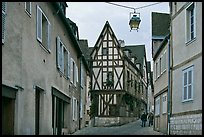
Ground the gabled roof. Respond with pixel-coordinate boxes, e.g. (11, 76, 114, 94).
(90, 21, 120, 56)
(122, 45, 146, 73)
(152, 12, 170, 37)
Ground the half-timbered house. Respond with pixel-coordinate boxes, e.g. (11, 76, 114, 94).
(89, 21, 148, 126)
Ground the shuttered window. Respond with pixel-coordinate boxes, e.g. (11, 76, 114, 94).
(2, 2, 6, 44)
(56, 36, 61, 69)
(56, 36, 71, 78)
(75, 65, 78, 86)
(182, 66, 193, 102)
(70, 58, 73, 83)
(67, 51, 71, 79)
(36, 5, 51, 52)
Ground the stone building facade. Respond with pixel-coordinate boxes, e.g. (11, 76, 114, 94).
(2, 2, 89, 135)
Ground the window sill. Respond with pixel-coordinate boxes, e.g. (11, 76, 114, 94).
(38, 41, 51, 54)
(25, 10, 31, 18)
(182, 99, 193, 103)
(185, 37, 196, 46)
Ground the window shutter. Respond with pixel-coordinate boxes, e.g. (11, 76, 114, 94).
(74, 63, 76, 86)
(81, 65, 83, 87)
(2, 2, 6, 44)
(67, 51, 70, 78)
(56, 36, 61, 69)
(76, 65, 78, 84)
(47, 21, 51, 52)
(70, 58, 73, 83)
(61, 45, 64, 73)
(37, 5, 42, 42)
(72, 97, 75, 120)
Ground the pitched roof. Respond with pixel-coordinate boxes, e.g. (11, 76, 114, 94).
(90, 21, 120, 56)
(152, 12, 170, 37)
(122, 45, 146, 72)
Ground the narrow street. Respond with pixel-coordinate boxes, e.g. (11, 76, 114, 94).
(71, 120, 165, 135)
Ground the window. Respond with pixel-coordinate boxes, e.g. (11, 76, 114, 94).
(186, 3, 196, 43)
(162, 94, 167, 114)
(81, 65, 84, 88)
(25, 2, 31, 16)
(102, 47, 108, 55)
(74, 65, 78, 86)
(159, 58, 161, 76)
(2, 2, 6, 44)
(72, 97, 77, 121)
(106, 71, 114, 88)
(36, 5, 51, 52)
(161, 50, 167, 74)
(156, 62, 158, 78)
(155, 96, 160, 116)
(57, 36, 64, 72)
(56, 36, 70, 78)
(67, 51, 71, 79)
(70, 58, 78, 86)
(182, 66, 193, 102)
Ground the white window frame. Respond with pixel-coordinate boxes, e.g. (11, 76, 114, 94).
(72, 97, 77, 121)
(182, 66, 194, 102)
(185, 2, 196, 44)
(2, 2, 7, 44)
(25, 2, 31, 17)
(36, 5, 51, 53)
(155, 96, 160, 116)
(162, 93, 167, 114)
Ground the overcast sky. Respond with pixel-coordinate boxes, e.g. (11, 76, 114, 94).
(66, 2, 170, 69)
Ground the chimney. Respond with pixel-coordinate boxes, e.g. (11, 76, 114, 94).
(118, 39, 125, 47)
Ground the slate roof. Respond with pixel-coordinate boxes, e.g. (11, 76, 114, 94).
(152, 12, 170, 37)
(122, 45, 146, 73)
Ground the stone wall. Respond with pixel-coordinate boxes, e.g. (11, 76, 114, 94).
(90, 117, 138, 127)
(170, 113, 202, 135)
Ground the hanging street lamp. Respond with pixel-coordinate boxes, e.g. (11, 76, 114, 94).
(129, 9, 141, 31)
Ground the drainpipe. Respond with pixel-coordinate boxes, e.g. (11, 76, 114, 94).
(167, 33, 171, 135)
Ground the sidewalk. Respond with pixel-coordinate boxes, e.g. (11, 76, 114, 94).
(134, 126, 166, 135)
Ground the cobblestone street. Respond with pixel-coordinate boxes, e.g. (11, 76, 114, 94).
(71, 120, 165, 135)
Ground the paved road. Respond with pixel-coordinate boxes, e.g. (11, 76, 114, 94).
(71, 120, 166, 135)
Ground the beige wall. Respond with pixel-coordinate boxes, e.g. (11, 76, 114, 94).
(153, 45, 168, 96)
(171, 2, 202, 114)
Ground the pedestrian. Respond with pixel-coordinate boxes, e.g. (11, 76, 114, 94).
(148, 112, 154, 126)
(141, 112, 147, 127)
